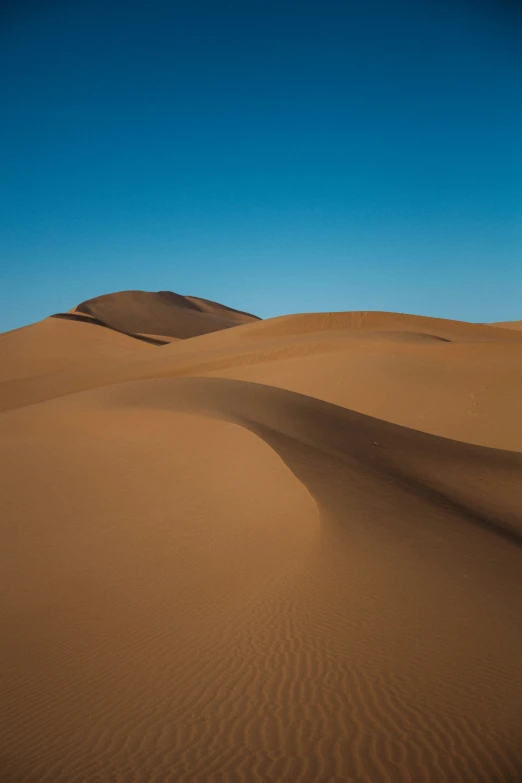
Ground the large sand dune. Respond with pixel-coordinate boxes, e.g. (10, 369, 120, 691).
(1, 292, 521, 782)
(72, 289, 260, 339)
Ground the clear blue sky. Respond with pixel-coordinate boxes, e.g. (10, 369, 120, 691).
(1, 0, 521, 330)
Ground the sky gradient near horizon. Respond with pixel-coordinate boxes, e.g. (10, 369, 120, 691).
(1, 0, 521, 331)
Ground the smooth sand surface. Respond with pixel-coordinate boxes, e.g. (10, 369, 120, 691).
(492, 320, 522, 332)
(1, 293, 521, 782)
(71, 289, 260, 338)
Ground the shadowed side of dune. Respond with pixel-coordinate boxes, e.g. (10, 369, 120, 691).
(90, 375, 522, 780)
(111, 376, 522, 547)
(74, 289, 260, 339)
(184, 295, 260, 322)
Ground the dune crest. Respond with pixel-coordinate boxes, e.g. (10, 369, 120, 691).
(71, 288, 260, 339)
(238, 309, 522, 342)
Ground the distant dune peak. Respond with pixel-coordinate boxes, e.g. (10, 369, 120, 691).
(69, 288, 260, 340)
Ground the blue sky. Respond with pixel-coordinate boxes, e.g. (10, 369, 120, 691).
(1, 0, 521, 330)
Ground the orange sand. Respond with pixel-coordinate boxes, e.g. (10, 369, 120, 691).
(1, 291, 521, 782)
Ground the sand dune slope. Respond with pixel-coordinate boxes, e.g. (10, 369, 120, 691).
(1, 372, 522, 782)
(492, 320, 522, 331)
(71, 289, 259, 339)
(0, 288, 259, 405)
(0, 315, 154, 385)
(235, 310, 522, 342)
(1, 288, 258, 385)
(2, 310, 520, 452)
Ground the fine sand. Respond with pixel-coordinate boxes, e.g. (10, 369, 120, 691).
(492, 320, 522, 332)
(1, 291, 521, 782)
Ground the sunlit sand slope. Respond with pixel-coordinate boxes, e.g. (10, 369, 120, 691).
(1, 310, 521, 451)
(1, 371, 521, 782)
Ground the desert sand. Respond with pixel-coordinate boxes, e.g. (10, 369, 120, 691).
(1, 290, 521, 783)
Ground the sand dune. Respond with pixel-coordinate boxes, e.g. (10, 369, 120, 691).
(71, 289, 259, 339)
(237, 310, 522, 342)
(0, 289, 258, 399)
(492, 320, 522, 331)
(1, 296, 521, 782)
(0, 314, 154, 385)
(2, 309, 521, 451)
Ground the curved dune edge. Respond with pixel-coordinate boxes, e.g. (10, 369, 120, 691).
(1, 309, 521, 453)
(107, 376, 522, 542)
(1, 375, 521, 781)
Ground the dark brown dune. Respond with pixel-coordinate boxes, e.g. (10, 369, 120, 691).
(73, 289, 259, 339)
